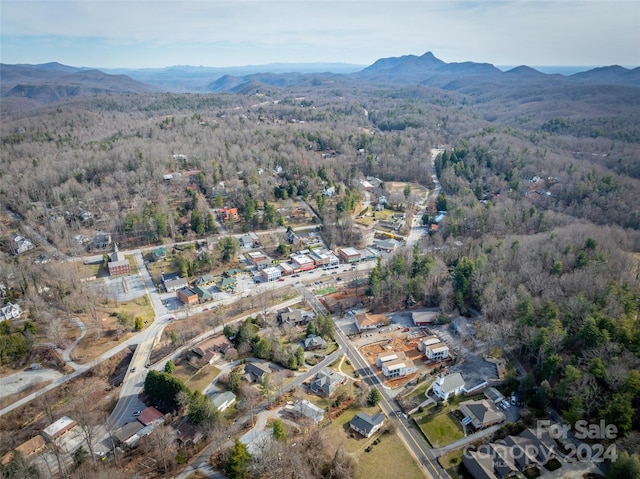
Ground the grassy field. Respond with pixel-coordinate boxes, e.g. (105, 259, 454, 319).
(403, 380, 433, 405)
(172, 360, 221, 393)
(439, 450, 472, 479)
(417, 411, 464, 447)
(355, 431, 425, 479)
(315, 285, 336, 296)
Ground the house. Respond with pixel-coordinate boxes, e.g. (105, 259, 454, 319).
(432, 372, 465, 401)
(224, 268, 243, 277)
(244, 362, 271, 382)
(13, 236, 34, 255)
(42, 416, 77, 441)
(462, 444, 518, 479)
(322, 185, 336, 197)
(176, 421, 205, 447)
(285, 229, 299, 245)
(1, 436, 46, 465)
(194, 274, 217, 288)
(219, 207, 239, 221)
(162, 272, 188, 292)
(193, 285, 213, 302)
(417, 336, 441, 352)
(303, 335, 327, 351)
(108, 244, 131, 276)
(309, 368, 345, 396)
(459, 399, 506, 429)
(350, 412, 385, 438)
(425, 342, 449, 361)
(217, 276, 237, 292)
(376, 350, 416, 378)
(239, 234, 255, 249)
(114, 421, 144, 447)
(138, 407, 164, 426)
(91, 232, 112, 249)
(177, 287, 198, 305)
(355, 313, 390, 332)
(0, 302, 22, 321)
(462, 428, 556, 479)
(192, 334, 233, 360)
(150, 246, 166, 262)
(338, 247, 360, 263)
(212, 391, 236, 412)
(360, 180, 374, 191)
(291, 254, 315, 272)
(411, 310, 438, 326)
(290, 399, 324, 424)
(278, 309, 312, 327)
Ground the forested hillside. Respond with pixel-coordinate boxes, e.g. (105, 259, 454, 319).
(1, 64, 639, 474)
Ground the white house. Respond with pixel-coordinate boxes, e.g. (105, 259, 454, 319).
(212, 391, 236, 412)
(376, 350, 416, 378)
(432, 372, 465, 401)
(425, 342, 449, 361)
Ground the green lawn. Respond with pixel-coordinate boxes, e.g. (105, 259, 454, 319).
(403, 380, 433, 405)
(355, 431, 424, 479)
(417, 411, 464, 447)
(172, 360, 220, 393)
(316, 286, 336, 296)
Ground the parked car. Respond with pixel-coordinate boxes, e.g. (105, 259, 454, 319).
(278, 278, 285, 281)
(130, 367, 136, 373)
(133, 410, 142, 417)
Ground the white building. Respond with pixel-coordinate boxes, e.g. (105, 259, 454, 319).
(376, 350, 416, 378)
(261, 267, 282, 282)
(425, 342, 449, 361)
(432, 373, 465, 401)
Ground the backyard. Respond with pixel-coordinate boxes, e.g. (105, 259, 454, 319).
(415, 409, 464, 447)
(305, 403, 420, 479)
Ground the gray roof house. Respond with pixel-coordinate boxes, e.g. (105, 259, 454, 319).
(350, 412, 385, 438)
(303, 335, 328, 351)
(432, 372, 465, 401)
(459, 399, 506, 429)
(162, 272, 188, 292)
(309, 368, 345, 396)
(244, 362, 271, 383)
(212, 391, 236, 412)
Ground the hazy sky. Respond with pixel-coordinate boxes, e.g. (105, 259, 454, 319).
(1, 1, 639, 69)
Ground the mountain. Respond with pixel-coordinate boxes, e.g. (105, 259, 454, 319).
(102, 62, 364, 91)
(2, 53, 638, 112)
(0, 63, 158, 112)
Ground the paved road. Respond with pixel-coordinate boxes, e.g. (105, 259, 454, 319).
(298, 287, 448, 479)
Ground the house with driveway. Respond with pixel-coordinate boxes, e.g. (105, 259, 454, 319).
(432, 372, 465, 401)
(459, 399, 505, 429)
(309, 368, 345, 396)
(350, 412, 385, 438)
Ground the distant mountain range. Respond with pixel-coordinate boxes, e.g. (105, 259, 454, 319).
(1, 52, 638, 111)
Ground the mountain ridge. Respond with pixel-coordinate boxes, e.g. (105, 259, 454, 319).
(2, 52, 638, 112)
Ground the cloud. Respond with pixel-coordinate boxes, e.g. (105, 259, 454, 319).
(1, 0, 638, 67)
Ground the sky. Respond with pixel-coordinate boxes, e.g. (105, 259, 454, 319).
(1, 0, 639, 69)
